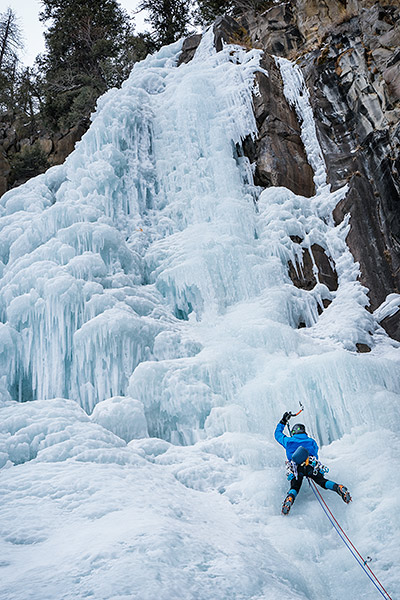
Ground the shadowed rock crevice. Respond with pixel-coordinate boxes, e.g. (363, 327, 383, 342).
(287, 238, 338, 293)
(251, 56, 315, 195)
(211, 14, 316, 196)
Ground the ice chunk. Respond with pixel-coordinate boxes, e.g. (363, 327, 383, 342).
(91, 395, 148, 442)
(204, 405, 249, 437)
(374, 293, 400, 322)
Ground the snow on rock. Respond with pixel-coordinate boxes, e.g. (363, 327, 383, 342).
(374, 293, 400, 322)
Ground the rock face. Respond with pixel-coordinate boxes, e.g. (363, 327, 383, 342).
(0, 116, 89, 192)
(178, 34, 202, 65)
(251, 56, 315, 195)
(212, 15, 315, 195)
(288, 239, 339, 293)
(239, 0, 400, 340)
(302, 4, 400, 312)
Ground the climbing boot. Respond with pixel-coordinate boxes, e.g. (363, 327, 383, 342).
(335, 484, 352, 504)
(281, 494, 295, 515)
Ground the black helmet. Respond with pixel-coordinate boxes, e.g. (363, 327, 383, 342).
(292, 423, 306, 435)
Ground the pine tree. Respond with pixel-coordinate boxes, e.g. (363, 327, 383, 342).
(15, 67, 45, 127)
(0, 7, 23, 114)
(195, 0, 275, 25)
(139, 0, 192, 48)
(39, 0, 149, 130)
(0, 7, 22, 70)
(195, 0, 234, 25)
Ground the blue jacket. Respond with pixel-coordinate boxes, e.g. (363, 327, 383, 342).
(274, 422, 319, 460)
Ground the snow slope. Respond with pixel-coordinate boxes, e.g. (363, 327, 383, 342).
(0, 29, 399, 600)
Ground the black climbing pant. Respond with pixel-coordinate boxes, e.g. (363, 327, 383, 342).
(289, 464, 335, 495)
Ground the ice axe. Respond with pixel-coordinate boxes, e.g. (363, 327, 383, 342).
(286, 401, 304, 437)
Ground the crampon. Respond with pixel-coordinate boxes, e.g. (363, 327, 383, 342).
(281, 494, 295, 515)
(336, 485, 352, 504)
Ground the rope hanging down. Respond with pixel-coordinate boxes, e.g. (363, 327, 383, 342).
(308, 479, 393, 600)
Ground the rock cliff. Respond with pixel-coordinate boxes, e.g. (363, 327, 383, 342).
(0, 116, 89, 196)
(238, 0, 400, 340)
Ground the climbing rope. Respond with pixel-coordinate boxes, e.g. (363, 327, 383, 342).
(308, 478, 393, 600)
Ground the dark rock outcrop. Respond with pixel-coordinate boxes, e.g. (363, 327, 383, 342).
(0, 116, 89, 192)
(178, 34, 202, 65)
(240, 0, 400, 340)
(251, 56, 315, 195)
(301, 7, 400, 314)
(212, 15, 315, 196)
(288, 241, 338, 292)
(240, 3, 304, 57)
(380, 311, 400, 340)
(0, 152, 10, 197)
(213, 15, 252, 52)
(356, 343, 372, 352)
(50, 120, 89, 165)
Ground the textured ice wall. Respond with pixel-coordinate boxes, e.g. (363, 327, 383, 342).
(127, 48, 400, 444)
(0, 30, 399, 439)
(0, 32, 265, 413)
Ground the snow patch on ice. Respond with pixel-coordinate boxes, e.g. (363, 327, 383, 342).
(91, 396, 148, 442)
(374, 293, 400, 322)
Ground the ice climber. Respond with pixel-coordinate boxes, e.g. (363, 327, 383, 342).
(275, 412, 352, 515)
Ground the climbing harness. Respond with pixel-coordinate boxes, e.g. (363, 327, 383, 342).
(308, 456, 329, 476)
(285, 460, 298, 480)
(308, 478, 393, 600)
(286, 455, 328, 480)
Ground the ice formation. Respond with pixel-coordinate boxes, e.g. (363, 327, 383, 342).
(0, 28, 399, 600)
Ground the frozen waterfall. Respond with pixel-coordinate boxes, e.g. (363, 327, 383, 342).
(0, 29, 399, 600)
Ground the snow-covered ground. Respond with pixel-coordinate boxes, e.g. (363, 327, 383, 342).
(0, 29, 399, 600)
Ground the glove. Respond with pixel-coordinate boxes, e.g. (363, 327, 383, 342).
(280, 412, 291, 425)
